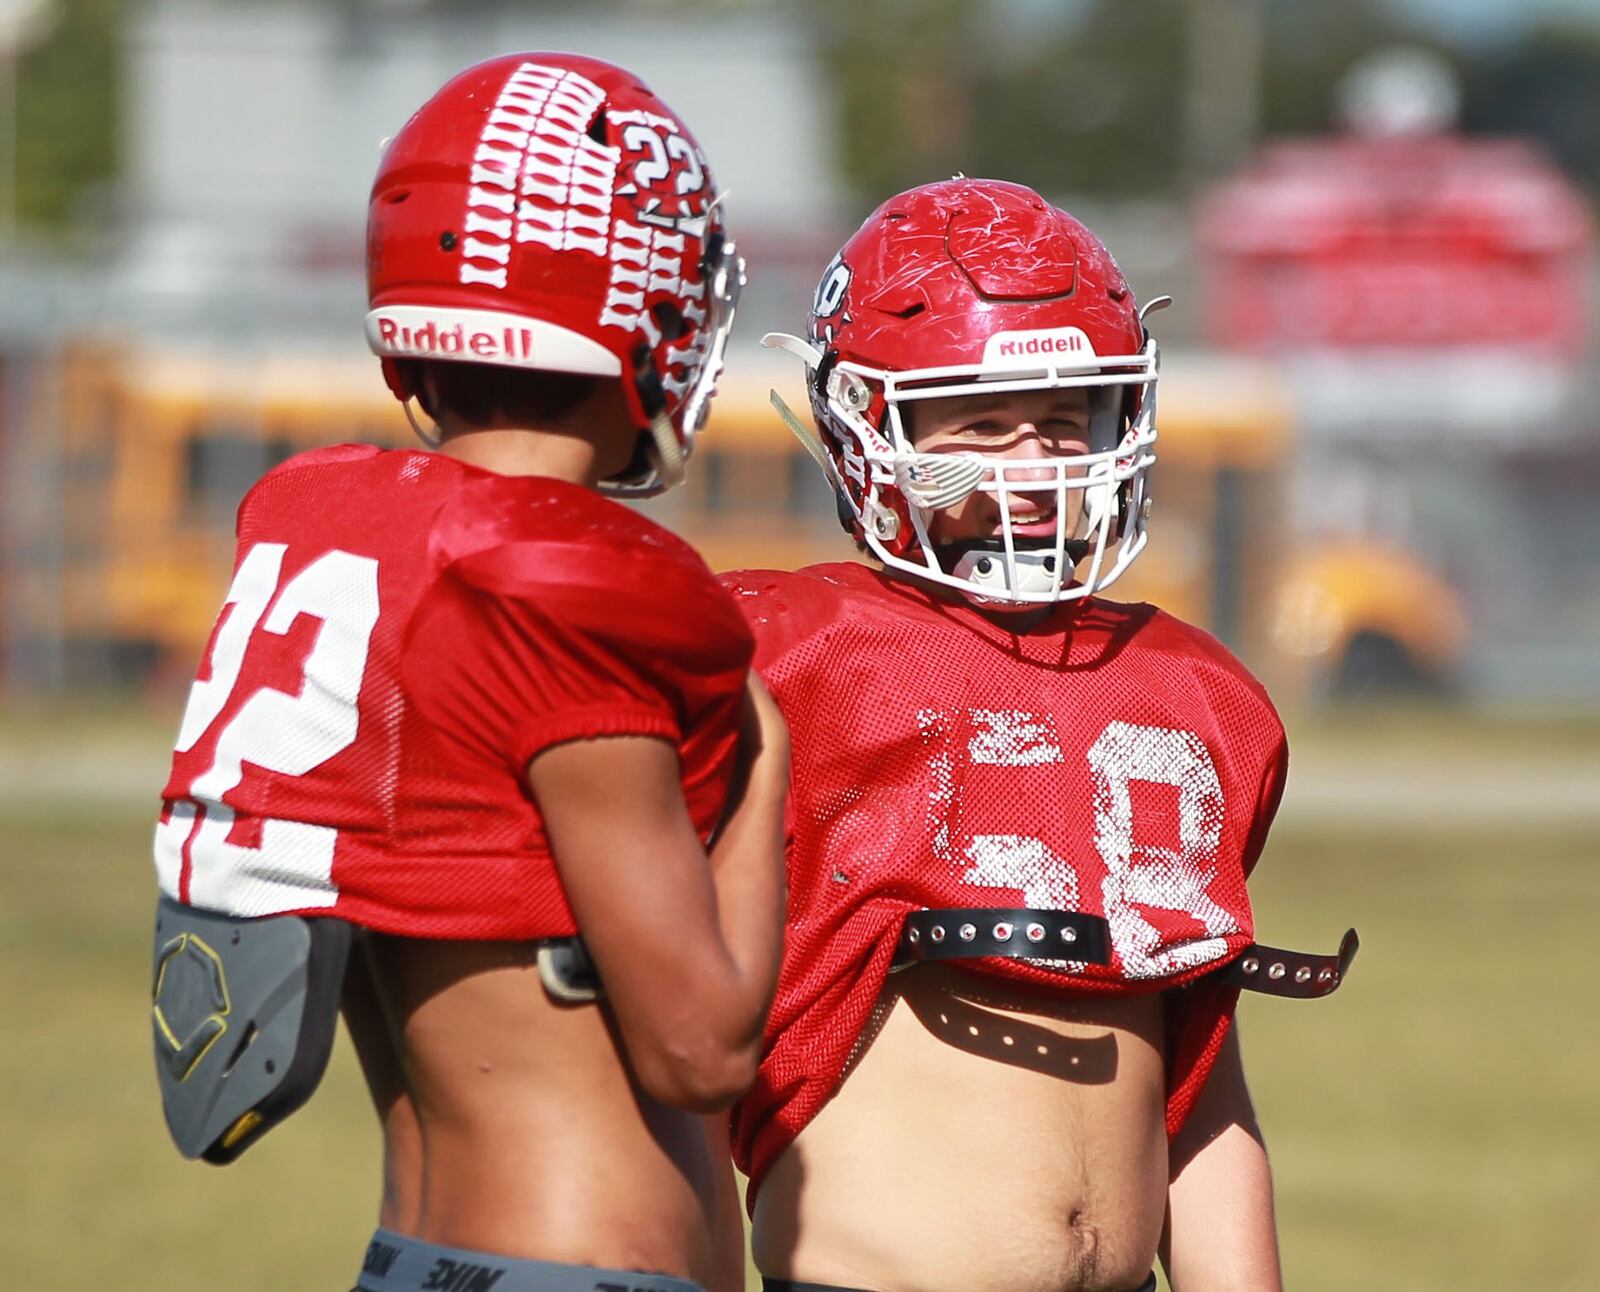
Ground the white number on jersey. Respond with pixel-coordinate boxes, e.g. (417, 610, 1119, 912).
(154, 544, 380, 916)
(920, 709, 1242, 978)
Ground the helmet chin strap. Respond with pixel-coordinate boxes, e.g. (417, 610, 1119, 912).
(646, 408, 686, 491)
(402, 397, 442, 450)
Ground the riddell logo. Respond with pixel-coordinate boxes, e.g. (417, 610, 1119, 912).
(365, 306, 622, 377)
(375, 317, 537, 362)
(982, 328, 1095, 365)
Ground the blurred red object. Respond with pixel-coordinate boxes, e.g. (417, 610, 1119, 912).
(1198, 135, 1594, 356)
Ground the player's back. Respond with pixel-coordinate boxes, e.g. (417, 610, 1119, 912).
(157, 443, 457, 920)
(156, 444, 749, 1279)
(158, 443, 745, 936)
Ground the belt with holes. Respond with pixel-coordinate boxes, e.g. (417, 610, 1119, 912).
(1216, 927, 1360, 998)
(892, 907, 1359, 999)
(892, 907, 1113, 970)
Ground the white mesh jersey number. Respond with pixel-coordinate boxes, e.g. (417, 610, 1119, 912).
(154, 544, 381, 916)
(920, 709, 1241, 978)
(1087, 720, 1238, 978)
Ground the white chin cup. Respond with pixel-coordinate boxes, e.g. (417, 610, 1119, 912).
(948, 546, 1067, 599)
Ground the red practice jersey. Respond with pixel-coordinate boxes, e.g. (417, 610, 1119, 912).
(156, 444, 751, 939)
(724, 562, 1287, 1198)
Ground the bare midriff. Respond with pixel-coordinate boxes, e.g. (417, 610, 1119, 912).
(752, 964, 1169, 1292)
(352, 935, 729, 1284)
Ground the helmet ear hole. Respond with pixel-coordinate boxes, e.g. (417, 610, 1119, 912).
(813, 349, 840, 400)
(651, 301, 687, 341)
(632, 342, 667, 416)
(834, 487, 857, 534)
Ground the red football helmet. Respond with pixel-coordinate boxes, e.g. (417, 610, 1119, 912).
(767, 178, 1164, 604)
(366, 53, 742, 495)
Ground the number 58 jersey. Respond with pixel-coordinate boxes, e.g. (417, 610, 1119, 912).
(723, 563, 1288, 1196)
(156, 445, 752, 939)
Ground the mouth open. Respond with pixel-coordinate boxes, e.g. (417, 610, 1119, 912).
(1003, 511, 1059, 540)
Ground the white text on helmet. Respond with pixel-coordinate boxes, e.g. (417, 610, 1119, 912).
(375, 317, 541, 362)
(982, 328, 1096, 365)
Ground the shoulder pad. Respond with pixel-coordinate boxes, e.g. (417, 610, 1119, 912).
(720, 565, 860, 657)
(432, 474, 750, 664)
(1138, 606, 1278, 706)
(433, 473, 699, 575)
(236, 444, 390, 536)
(720, 563, 882, 618)
(267, 442, 386, 478)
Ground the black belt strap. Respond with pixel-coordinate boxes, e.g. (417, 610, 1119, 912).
(893, 907, 1358, 1000)
(1218, 927, 1360, 999)
(893, 907, 1113, 969)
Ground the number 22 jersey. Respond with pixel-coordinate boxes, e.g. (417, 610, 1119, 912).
(156, 444, 753, 939)
(723, 562, 1288, 1199)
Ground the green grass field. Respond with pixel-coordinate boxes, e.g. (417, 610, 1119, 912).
(2, 705, 1596, 1290)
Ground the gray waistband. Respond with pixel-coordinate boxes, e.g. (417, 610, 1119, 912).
(354, 1229, 707, 1292)
(762, 1277, 1157, 1292)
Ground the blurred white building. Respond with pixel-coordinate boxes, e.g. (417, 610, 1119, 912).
(9, 0, 846, 352)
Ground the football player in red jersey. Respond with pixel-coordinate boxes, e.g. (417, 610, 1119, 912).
(150, 55, 786, 1292)
(724, 179, 1355, 1292)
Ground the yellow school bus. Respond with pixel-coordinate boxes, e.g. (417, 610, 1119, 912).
(43, 340, 1462, 697)
(49, 342, 409, 680)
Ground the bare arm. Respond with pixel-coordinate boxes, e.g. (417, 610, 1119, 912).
(1159, 1022, 1283, 1292)
(527, 675, 789, 1113)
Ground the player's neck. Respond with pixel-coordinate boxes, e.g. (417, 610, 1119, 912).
(437, 426, 605, 488)
(979, 605, 1056, 631)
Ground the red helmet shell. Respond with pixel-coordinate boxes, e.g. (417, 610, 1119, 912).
(810, 178, 1143, 371)
(367, 53, 728, 444)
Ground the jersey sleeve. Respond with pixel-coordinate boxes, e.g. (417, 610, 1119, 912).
(405, 480, 753, 775)
(1240, 721, 1289, 879)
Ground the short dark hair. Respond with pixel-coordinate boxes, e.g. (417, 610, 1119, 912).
(401, 359, 603, 430)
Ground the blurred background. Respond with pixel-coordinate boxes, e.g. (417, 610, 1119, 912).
(0, 1, 1596, 1289)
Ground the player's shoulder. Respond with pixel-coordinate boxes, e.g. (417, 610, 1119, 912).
(279, 442, 388, 471)
(250, 442, 389, 492)
(431, 472, 746, 643)
(434, 473, 708, 584)
(236, 443, 426, 531)
(1125, 600, 1259, 670)
(240, 442, 434, 505)
(1099, 597, 1280, 718)
(720, 561, 900, 645)
(722, 561, 904, 616)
